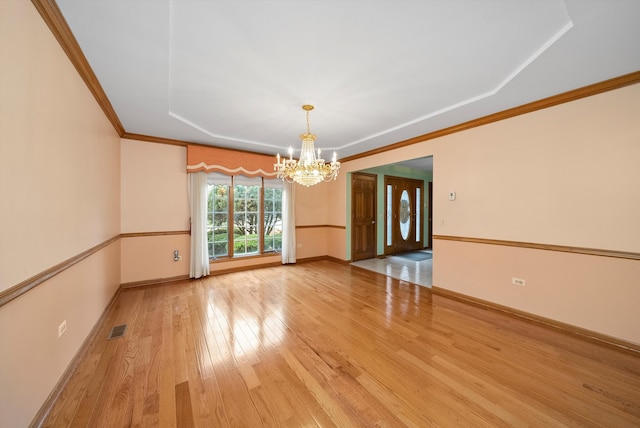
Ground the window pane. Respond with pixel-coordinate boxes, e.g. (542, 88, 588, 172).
(208, 174, 281, 258)
(386, 184, 392, 246)
(246, 200, 258, 212)
(263, 178, 283, 253)
(400, 189, 411, 241)
(214, 242, 228, 256)
(416, 187, 421, 241)
(246, 238, 259, 253)
(247, 186, 259, 199)
(233, 181, 260, 256)
(234, 213, 245, 227)
(208, 182, 229, 258)
(216, 196, 228, 209)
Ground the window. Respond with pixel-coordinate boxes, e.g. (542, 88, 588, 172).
(416, 187, 421, 241)
(206, 173, 282, 259)
(207, 176, 230, 258)
(263, 182, 283, 252)
(386, 184, 392, 246)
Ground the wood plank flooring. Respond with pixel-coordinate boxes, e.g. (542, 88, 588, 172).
(42, 261, 640, 427)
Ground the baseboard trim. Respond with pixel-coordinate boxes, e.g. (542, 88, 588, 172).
(295, 224, 347, 230)
(121, 257, 349, 282)
(29, 285, 122, 428)
(296, 255, 350, 265)
(430, 285, 640, 355)
(210, 261, 283, 276)
(120, 274, 191, 289)
(208, 256, 350, 274)
(326, 256, 350, 265)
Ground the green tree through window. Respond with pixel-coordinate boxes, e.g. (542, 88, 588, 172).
(207, 182, 229, 258)
(234, 182, 260, 255)
(206, 174, 282, 259)
(264, 186, 283, 252)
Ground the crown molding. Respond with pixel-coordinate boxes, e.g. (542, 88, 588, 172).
(32, 0, 638, 162)
(341, 70, 640, 163)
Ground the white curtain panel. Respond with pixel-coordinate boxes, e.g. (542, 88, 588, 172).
(188, 171, 210, 278)
(281, 181, 296, 264)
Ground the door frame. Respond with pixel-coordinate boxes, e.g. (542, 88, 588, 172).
(384, 175, 425, 255)
(351, 172, 378, 261)
(427, 181, 433, 249)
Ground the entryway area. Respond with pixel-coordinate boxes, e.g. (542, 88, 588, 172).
(349, 156, 433, 287)
(351, 249, 433, 288)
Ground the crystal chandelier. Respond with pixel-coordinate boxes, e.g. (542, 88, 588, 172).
(274, 105, 340, 187)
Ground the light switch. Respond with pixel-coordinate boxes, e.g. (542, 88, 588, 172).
(449, 192, 456, 201)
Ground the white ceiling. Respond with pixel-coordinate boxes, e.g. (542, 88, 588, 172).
(56, 0, 640, 162)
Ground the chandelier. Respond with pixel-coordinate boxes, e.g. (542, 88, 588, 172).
(274, 105, 340, 187)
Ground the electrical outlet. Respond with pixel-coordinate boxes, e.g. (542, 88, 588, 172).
(58, 320, 67, 338)
(296, 243, 302, 248)
(173, 250, 181, 261)
(512, 277, 526, 286)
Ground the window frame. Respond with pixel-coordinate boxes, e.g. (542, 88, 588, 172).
(263, 184, 284, 254)
(206, 173, 282, 261)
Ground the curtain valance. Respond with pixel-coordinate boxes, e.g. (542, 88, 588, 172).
(187, 144, 277, 178)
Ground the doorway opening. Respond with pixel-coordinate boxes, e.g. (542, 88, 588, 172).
(348, 156, 433, 285)
(384, 176, 424, 255)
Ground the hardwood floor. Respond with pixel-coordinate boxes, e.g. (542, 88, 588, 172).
(43, 261, 640, 427)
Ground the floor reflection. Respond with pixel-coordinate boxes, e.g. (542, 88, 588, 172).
(204, 286, 286, 366)
(351, 250, 433, 288)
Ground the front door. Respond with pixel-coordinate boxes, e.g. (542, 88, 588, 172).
(384, 176, 424, 255)
(351, 173, 377, 261)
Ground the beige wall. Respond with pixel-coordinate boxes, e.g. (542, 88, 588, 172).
(2, 1, 638, 425)
(121, 139, 190, 233)
(432, 85, 640, 251)
(120, 139, 190, 283)
(119, 139, 339, 279)
(121, 234, 190, 283)
(0, 1, 121, 426)
(0, 243, 121, 426)
(434, 239, 640, 343)
(0, 6, 120, 291)
(336, 83, 640, 344)
(295, 182, 331, 259)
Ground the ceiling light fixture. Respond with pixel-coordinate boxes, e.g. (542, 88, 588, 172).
(274, 105, 340, 187)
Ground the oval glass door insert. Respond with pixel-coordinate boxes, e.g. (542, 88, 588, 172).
(399, 189, 411, 240)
